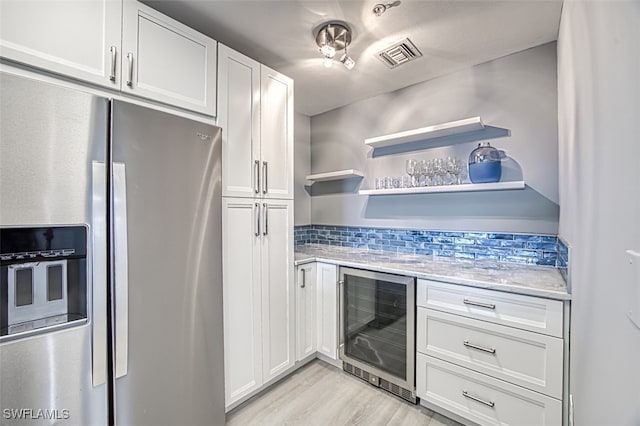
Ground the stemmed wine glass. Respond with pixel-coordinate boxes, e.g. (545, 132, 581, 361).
(446, 156, 461, 185)
(431, 158, 445, 186)
(423, 159, 434, 186)
(405, 159, 417, 187)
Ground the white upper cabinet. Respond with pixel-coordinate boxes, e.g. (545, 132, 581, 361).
(0, 0, 123, 89)
(0, 1, 217, 116)
(121, 1, 217, 116)
(218, 44, 293, 199)
(260, 65, 294, 199)
(218, 44, 261, 197)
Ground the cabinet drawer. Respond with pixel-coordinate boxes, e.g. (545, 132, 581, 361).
(417, 308, 563, 398)
(417, 353, 562, 426)
(417, 280, 563, 337)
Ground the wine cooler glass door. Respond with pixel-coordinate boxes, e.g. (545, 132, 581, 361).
(340, 267, 415, 389)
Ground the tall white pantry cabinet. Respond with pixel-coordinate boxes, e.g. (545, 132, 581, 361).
(218, 44, 295, 410)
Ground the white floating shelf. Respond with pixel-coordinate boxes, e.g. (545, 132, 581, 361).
(365, 117, 486, 148)
(306, 169, 364, 183)
(358, 181, 525, 195)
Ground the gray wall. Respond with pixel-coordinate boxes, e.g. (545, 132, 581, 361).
(294, 112, 311, 225)
(309, 42, 559, 234)
(558, 3, 640, 425)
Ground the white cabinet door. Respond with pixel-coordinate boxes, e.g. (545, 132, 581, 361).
(218, 44, 261, 198)
(121, 1, 217, 116)
(316, 263, 338, 360)
(261, 199, 295, 382)
(222, 198, 263, 407)
(296, 263, 317, 361)
(260, 65, 294, 200)
(0, 0, 122, 89)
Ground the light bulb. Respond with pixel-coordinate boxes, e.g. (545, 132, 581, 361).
(340, 54, 356, 70)
(320, 44, 336, 59)
(323, 57, 334, 68)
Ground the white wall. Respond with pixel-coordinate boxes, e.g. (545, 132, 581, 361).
(558, 2, 640, 425)
(294, 112, 311, 225)
(310, 42, 559, 234)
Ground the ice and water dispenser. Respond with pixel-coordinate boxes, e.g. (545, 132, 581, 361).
(1, 226, 88, 339)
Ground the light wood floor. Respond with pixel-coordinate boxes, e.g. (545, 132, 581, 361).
(226, 360, 463, 426)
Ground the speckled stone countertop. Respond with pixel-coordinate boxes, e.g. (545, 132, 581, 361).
(295, 244, 570, 301)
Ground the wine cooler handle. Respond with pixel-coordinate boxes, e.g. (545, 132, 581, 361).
(338, 279, 345, 350)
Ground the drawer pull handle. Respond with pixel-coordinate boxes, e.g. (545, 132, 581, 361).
(462, 391, 495, 408)
(463, 299, 496, 310)
(463, 340, 496, 354)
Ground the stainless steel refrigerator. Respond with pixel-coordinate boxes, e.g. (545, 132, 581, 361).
(0, 72, 225, 426)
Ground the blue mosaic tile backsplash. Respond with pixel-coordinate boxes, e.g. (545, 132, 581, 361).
(295, 225, 564, 267)
(557, 237, 570, 280)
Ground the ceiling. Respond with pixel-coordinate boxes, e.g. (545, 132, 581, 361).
(144, 1, 563, 116)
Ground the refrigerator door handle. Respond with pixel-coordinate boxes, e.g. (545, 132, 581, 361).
(113, 162, 129, 378)
(92, 162, 108, 386)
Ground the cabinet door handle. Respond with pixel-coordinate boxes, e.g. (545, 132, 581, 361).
(463, 340, 496, 354)
(463, 299, 496, 310)
(462, 391, 495, 408)
(263, 203, 268, 236)
(126, 52, 134, 87)
(254, 160, 260, 194)
(109, 46, 117, 82)
(301, 268, 306, 288)
(254, 203, 260, 236)
(262, 161, 268, 194)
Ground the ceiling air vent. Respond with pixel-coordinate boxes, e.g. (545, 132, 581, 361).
(376, 38, 422, 69)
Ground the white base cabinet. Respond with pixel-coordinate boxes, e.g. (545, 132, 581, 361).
(294, 262, 340, 367)
(222, 198, 294, 409)
(296, 263, 317, 361)
(1, 0, 217, 116)
(416, 279, 565, 426)
(316, 263, 338, 361)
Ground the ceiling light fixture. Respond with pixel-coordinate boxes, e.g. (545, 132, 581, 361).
(372, 1, 401, 17)
(315, 22, 355, 70)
